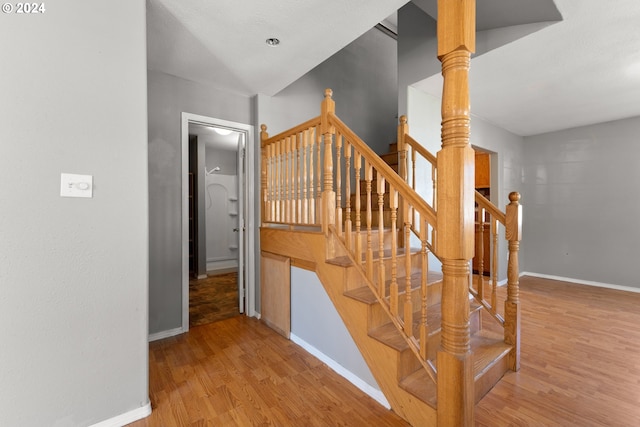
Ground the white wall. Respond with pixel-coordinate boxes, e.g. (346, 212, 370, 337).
(204, 174, 239, 270)
(406, 87, 525, 280)
(0, 1, 150, 425)
(147, 70, 252, 334)
(523, 116, 640, 288)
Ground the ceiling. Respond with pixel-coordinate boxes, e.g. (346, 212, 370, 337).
(189, 123, 240, 152)
(148, 0, 640, 137)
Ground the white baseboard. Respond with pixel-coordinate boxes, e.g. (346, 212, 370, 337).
(521, 272, 640, 294)
(290, 333, 390, 409)
(149, 326, 185, 342)
(206, 259, 238, 271)
(88, 402, 151, 427)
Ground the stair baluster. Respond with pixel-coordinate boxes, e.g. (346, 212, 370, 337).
(365, 161, 374, 280)
(377, 177, 386, 297)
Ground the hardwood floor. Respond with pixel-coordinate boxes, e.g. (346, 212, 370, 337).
(190, 272, 240, 327)
(476, 276, 640, 427)
(129, 316, 409, 427)
(131, 276, 640, 426)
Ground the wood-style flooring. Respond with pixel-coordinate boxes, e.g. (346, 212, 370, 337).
(130, 276, 640, 426)
(475, 276, 640, 427)
(129, 315, 409, 427)
(190, 272, 240, 327)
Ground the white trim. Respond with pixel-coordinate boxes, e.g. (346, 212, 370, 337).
(181, 113, 257, 332)
(88, 402, 151, 427)
(149, 326, 185, 342)
(521, 272, 640, 294)
(290, 333, 390, 409)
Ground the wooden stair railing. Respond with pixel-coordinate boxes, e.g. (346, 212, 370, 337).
(398, 115, 522, 373)
(260, 96, 522, 427)
(261, 90, 440, 382)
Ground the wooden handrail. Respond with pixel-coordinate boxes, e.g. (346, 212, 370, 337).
(262, 116, 321, 147)
(475, 191, 506, 225)
(405, 134, 436, 166)
(328, 113, 437, 228)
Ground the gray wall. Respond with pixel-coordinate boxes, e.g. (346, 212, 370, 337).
(522, 116, 640, 288)
(0, 1, 149, 425)
(398, 3, 439, 117)
(290, 268, 381, 391)
(261, 27, 398, 155)
(148, 70, 252, 334)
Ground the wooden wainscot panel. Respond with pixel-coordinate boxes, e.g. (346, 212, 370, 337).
(260, 251, 290, 339)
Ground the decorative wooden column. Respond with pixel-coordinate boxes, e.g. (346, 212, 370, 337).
(505, 192, 522, 371)
(321, 89, 336, 236)
(435, 1, 476, 426)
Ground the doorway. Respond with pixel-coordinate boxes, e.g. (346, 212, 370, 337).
(473, 148, 493, 276)
(181, 113, 256, 332)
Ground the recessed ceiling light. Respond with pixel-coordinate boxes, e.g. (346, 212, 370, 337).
(266, 38, 280, 47)
(213, 128, 233, 136)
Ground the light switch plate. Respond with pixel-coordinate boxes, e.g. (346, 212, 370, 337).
(61, 173, 93, 198)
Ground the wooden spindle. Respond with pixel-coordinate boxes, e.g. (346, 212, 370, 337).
(404, 199, 413, 336)
(295, 133, 302, 223)
(420, 217, 429, 360)
(505, 192, 522, 372)
(354, 152, 362, 265)
(276, 139, 282, 222)
(265, 143, 271, 222)
(316, 131, 322, 224)
(335, 132, 343, 235)
(491, 217, 499, 310)
(308, 129, 315, 224)
(477, 207, 485, 300)
(389, 191, 399, 317)
(302, 129, 309, 224)
(344, 141, 352, 251)
(377, 176, 386, 297)
(365, 162, 373, 280)
(285, 136, 291, 224)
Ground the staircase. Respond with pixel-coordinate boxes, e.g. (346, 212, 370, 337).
(259, 88, 522, 426)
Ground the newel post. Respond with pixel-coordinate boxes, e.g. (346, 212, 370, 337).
(397, 115, 409, 183)
(397, 116, 409, 247)
(260, 124, 269, 225)
(320, 89, 336, 235)
(505, 192, 522, 371)
(435, 0, 476, 426)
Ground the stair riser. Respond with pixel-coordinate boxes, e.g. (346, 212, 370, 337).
(344, 229, 397, 255)
(350, 193, 393, 210)
(357, 179, 390, 194)
(474, 352, 509, 404)
(347, 210, 393, 228)
(372, 253, 422, 284)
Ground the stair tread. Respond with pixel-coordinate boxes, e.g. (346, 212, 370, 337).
(369, 300, 482, 352)
(344, 271, 443, 305)
(399, 330, 512, 405)
(369, 302, 443, 351)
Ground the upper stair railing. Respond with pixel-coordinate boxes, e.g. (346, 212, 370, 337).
(398, 115, 522, 371)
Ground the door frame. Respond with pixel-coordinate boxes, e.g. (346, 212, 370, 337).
(181, 112, 256, 332)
